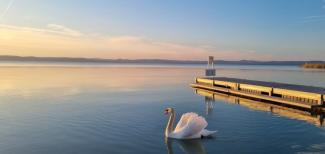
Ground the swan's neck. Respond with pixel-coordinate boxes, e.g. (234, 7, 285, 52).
(165, 111, 175, 137)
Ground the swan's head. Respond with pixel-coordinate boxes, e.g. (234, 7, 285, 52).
(164, 108, 174, 115)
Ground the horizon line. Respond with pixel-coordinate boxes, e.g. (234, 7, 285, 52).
(0, 55, 324, 62)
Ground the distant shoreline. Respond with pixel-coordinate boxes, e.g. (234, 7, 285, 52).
(0, 55, 324, 66)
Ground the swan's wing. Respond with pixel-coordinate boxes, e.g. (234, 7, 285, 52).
(201, 129, 218, 137)
(174, 112, 198, 131)
(174, 114, 208, 139)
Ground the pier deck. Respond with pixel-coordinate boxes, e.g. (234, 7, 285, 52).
(191, 77, 325, 111)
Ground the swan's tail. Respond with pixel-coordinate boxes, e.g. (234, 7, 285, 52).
(201, 129, 217, 137)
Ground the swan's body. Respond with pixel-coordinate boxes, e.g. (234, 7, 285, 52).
(164, 108, 217, 139)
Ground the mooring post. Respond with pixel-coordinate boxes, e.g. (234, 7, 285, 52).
(269, 88, 273, 96)
(319, 95, 324, 105)
(236, 83, 240, 91)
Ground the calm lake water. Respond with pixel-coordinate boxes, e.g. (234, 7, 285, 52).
(0, 63, 325, 154)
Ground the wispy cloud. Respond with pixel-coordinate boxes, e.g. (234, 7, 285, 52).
(0, 24, 281, 60)
(302, 0, 325, 23)
(0, 0, 14, 22)
(47, 24, 83, 37)
(0, 24, 83, 37)
(302, 15, 325, 23)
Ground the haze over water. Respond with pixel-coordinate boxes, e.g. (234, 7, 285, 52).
(0, 63, 324, 154)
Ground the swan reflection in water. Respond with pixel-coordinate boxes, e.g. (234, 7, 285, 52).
(165, 137, 206, 154)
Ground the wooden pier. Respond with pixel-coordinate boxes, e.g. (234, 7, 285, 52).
(191, 77, 325, 112)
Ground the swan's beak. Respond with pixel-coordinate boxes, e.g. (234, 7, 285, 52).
(164, 110, 168, 115)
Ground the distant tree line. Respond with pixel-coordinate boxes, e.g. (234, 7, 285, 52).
(302, 63, 325, 69)
(0, 55, 324, 66)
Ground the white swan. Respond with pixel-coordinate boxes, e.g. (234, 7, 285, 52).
(164, 108, 217, 139)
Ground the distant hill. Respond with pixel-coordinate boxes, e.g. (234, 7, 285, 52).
(0, 55, 324, 66)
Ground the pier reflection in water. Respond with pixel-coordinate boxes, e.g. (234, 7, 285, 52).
(205, 97, 214, 116)
(195, 88, 324, 127)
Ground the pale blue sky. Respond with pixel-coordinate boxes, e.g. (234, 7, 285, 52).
(0, 0, 324, 60)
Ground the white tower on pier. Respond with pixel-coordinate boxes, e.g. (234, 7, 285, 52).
(205, 56, 216, 76)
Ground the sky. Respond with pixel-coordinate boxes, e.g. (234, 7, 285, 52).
(0, 0, 324, 61)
